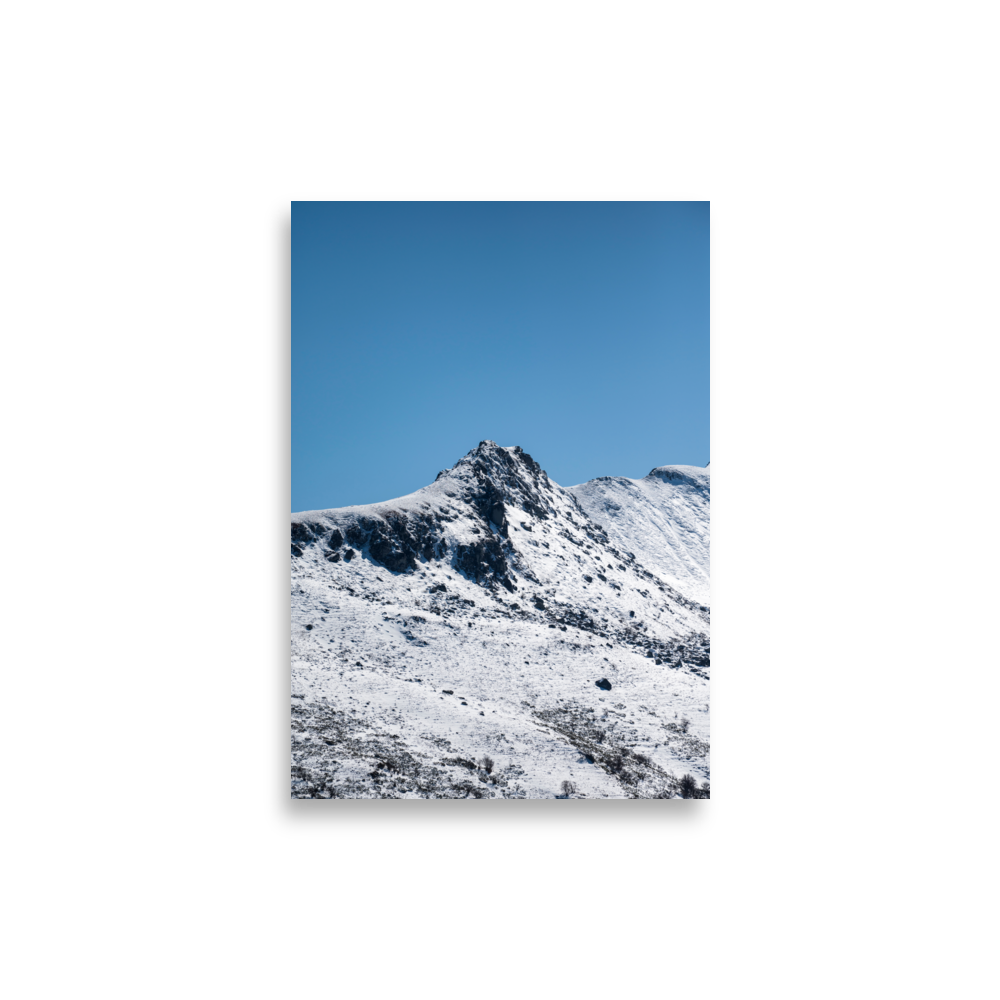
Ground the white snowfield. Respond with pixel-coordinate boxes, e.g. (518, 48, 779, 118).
(291, 441, 710, 799)
(569, 465, 710, 605)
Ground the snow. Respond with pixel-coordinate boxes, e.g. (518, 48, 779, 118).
(291, 441, 710, 799)
(568, 465, 710, 605)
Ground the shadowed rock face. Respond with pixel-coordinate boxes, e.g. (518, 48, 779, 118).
(454, 536, 515, 592)
(290, 520, 312, 557)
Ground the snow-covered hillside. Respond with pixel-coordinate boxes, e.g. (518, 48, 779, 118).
(291, 441, 710, 799)
(569, 465, 710, 604)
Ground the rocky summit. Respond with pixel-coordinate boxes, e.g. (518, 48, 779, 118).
(291, 440, 710, 799)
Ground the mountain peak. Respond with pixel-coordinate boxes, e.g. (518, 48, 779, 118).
(436, 442, 549, 509)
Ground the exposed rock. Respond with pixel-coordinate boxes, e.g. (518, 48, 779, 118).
(344, 521, 366, 548)
(367, 516, 417, 573)
(291, 522, 315, 545)
(454, 536, 515, 591)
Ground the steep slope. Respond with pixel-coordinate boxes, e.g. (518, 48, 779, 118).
(291, 441, 710, 799)
(568, 465, 710, 604)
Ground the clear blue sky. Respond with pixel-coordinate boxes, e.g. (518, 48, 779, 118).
(292, 201, 709, 512)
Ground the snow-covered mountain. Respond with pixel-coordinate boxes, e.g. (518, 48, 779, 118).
(291, 441, 710, 799)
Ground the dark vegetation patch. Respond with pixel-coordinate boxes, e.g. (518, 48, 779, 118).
(291, 700, 527, 799)
(533, 701, 708, 799)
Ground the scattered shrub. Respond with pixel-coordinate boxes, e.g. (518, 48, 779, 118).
(560, 780, 577, 798)
(479, 755, 494, 774)
(679, 774, 698, 798)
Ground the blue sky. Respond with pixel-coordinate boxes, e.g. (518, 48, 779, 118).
(292, 201, 709, 512)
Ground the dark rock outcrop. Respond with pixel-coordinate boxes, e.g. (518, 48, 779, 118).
(344, 520, 371, 550)
(292, 522, 314, 545)
(454, 536, 516, 592)
(367, 516, 418, 573)
(291, 521, 316, 556)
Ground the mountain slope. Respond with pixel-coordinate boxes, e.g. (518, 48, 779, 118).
(569, 465, 710, 604)
(291, 441, 710, 799)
